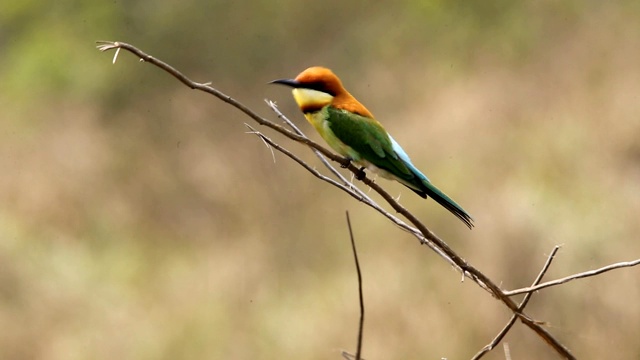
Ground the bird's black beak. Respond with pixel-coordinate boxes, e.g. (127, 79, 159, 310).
(269, 78, 301, 88)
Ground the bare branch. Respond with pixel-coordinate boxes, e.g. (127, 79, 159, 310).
(472, 246, 561, 360)
(96, 41, 347, 166)
(345, 211, 364, 360)
(243, 125, 363, 198)
(97, 41, 580, 359)
(505, 258, 640, 297)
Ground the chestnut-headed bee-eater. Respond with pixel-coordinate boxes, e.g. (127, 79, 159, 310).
(270, 67, 473, 228)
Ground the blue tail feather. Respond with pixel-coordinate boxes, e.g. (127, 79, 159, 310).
(389, 136, 474, 229)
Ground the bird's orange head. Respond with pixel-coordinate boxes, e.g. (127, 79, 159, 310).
(270, 66, 373, 118)
(292, 67, 345, 97)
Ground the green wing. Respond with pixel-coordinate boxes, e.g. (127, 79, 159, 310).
(327, 107, 474, 228)
(326, 106, 414, 181)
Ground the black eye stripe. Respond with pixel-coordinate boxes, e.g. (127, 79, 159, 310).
(301, 103, 325, 114)
(303, 82, 336, 96)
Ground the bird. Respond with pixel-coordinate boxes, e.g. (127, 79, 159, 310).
(270, 66, 473, 229)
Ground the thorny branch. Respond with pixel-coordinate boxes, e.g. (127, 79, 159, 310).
(96, 40, 640, 359)
(471, 246, 561, 360)
(95, 40, 570, 358)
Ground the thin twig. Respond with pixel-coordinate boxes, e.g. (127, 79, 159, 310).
(245, 124, 276, 162)
(341, 352, 357, 360)
(346, 211, 364, 360)
(472, 246, 561, 360)
(244, 125, 364, 198)
(505, 258, 640, 296)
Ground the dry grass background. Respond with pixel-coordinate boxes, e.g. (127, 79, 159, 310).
(1, 1, 639, 359)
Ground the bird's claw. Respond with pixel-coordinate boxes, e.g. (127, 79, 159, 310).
(355, 167, 366, 180)
(340, 157, 352, 168)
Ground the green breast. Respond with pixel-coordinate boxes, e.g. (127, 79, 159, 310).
(304, 106, 361, 160)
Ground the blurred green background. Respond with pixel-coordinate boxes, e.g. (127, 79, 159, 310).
(1, 1, 640, 359)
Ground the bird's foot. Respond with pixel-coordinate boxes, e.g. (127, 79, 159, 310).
(355, 167, 366, 180)
(339, 157, 352, 168)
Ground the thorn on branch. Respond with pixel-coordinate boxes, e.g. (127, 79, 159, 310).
(113, 47, 121, 64)
(244, 123, 276, 163)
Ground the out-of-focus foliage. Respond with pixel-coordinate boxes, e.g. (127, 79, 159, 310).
(1, 1, 639, 359)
